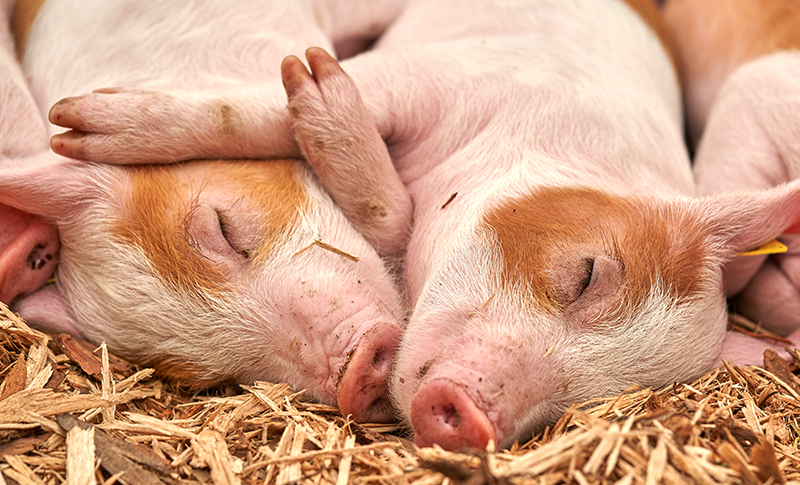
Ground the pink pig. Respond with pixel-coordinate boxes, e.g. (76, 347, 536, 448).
(0, 0, 414, 423)
(663, 0, 800, 340)
(43, 0, 800, 449)
(0, 0, 58, 306)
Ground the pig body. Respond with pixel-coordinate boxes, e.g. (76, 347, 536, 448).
(0, 0, 415, 423)
(663, 0, 800, 338)
(0, 0, 57, 306)
(45, 0, 800, 449)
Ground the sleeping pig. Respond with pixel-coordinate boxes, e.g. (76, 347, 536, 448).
(47, 0, 800, 449)
(663, 0, 800, 343)
(0, 0, 413, 423)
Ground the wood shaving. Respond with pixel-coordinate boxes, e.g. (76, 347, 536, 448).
(0, 303, 798, 484)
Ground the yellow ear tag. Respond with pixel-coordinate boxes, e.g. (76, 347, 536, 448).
(738, 239, 788, 256)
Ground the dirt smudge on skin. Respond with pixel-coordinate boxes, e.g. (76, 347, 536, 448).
(209, 102, 241, 136)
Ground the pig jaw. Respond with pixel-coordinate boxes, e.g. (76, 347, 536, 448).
(241, 257, 404, 421)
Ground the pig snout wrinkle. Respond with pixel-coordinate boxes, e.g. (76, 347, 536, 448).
(411, 379, 497, 451)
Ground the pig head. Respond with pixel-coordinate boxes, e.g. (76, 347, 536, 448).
(664, 0, 800, 338)
(0, 154, 405, 422)
(254, 47, 800, 449)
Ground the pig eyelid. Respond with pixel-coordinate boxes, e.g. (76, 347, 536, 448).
(214, 209, 250, 259)
(577, 258, 594, 297)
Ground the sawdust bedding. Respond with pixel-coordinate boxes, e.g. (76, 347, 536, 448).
(0, 302, 798, 485)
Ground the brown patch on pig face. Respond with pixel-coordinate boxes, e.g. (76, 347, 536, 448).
(112, 166, 228, 298)
(198, 160, 310, 263)
(209, 102, 241, 136)
(10, 0, 48, 58)
(482, 186, 714, 320)
(111, 160, 310, 297)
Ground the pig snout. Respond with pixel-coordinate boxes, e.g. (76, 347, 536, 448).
(410, 379, 496, 450)
(0, 205, 59, 304)
(336, 321, 401, 423)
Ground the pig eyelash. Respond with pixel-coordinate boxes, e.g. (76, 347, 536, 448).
(577, 258, 594, 296)
(215, 209, 250, 259)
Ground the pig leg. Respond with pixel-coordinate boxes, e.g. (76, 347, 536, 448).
(280, 48, 412, 257)
(717, 327, 800, 366)
(0, 2, 58, 306)
(49, 86, 301, 164)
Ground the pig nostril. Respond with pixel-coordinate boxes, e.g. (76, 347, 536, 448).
(411, 379, 496, 450)
(439, 403, 461, 428)
(372, 345, 393, 373)
(336, 322, 401, 423)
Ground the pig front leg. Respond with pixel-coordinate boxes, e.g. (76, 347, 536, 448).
(280, 48, 412, 257)
(49, 85, 301, 164)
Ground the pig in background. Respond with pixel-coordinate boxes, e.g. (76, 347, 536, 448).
(663, 0, 800, 349)
(0, 0, 413, 424)
(48, 0, 800, 450)
(0, 0, 58, 306)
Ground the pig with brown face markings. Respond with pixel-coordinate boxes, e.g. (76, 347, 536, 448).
(0, 0, 412, 424)
(20, 0, 800, 450)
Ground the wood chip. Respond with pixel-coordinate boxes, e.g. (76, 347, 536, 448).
(2, 305, 800, 484)
(66, 424, 96, 485)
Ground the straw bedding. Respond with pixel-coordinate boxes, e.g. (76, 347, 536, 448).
(0, 302, 798, 484)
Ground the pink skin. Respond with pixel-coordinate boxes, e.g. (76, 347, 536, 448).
(411, 380, 496, 450)
(336, 321, 400, 422)
(662, 0, 800, 337)
(0, 205, 59, 305)
(41, 1, 800, 450)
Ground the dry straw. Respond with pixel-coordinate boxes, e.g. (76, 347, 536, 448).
(0, 301, 798, 484)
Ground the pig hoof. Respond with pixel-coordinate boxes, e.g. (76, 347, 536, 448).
(336, 321, 401, 423)
(410, 379, 496, 450)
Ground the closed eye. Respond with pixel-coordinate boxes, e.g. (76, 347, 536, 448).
(577, 258, 594, 297)
(215, 209, 250, 259)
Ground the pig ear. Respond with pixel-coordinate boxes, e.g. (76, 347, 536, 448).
(13, 285, 82, 336)
(698, 179, 800, 254)
(692, 179, 800, 294)
(0, 153, 107, 220)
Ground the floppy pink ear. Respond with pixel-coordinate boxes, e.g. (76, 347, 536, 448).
(0, 153, 105, 220)
(14, 285, 82, 337)
(695, 178, 800, 295)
